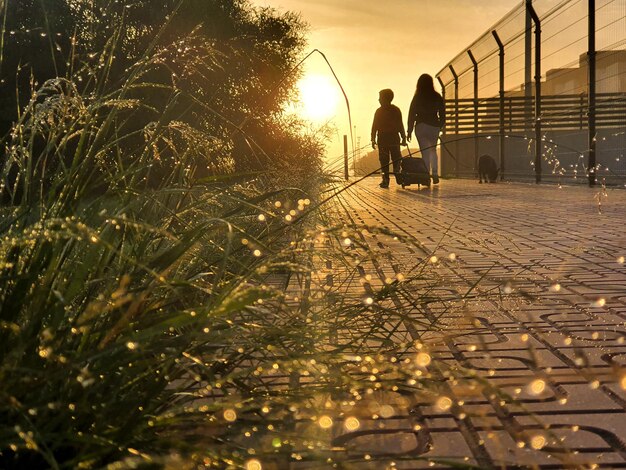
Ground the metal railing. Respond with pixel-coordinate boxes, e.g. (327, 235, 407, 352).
(437, 0, 626, 185)
(449, 93, 626, 133)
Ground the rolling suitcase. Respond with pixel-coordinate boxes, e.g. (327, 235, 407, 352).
(400, 147, 430, 188)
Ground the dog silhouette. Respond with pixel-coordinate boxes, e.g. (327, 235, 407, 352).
(478, 154, 499, 183)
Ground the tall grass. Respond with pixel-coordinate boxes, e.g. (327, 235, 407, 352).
(0, 9, 326, 468)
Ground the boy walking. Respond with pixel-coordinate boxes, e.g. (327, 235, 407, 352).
(371, 88, 406, 188)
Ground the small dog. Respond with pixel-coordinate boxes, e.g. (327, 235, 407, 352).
(478, 154, 499, 183)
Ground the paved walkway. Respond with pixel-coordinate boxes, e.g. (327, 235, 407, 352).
(323, 178, 626, 469)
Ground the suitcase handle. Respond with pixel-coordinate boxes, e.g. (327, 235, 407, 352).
(405, 145, 414, 159)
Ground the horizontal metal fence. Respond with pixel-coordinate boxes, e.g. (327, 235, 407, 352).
(437, 0, 626, 185)
(450, 93, 626, 133)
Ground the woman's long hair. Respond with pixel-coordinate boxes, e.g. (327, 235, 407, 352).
(415, 73, 437, 98)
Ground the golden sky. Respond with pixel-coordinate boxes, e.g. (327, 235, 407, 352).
(251, 0, 521, 164)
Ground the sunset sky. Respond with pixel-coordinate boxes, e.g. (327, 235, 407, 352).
(251, 0, 522, 164)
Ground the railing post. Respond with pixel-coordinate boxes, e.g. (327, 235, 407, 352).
(449, 65, 460, 178)
(492, 30, 505, 181)
(588, 0, 597, 186)
(468, 49, 479, 175)
(527, 3, 542, 184)
(437, 76, 446, 177)
(525, 0, 533, 132)
(343, 134, 349, 181)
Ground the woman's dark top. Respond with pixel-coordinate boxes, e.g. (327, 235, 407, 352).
(407, 92, 445, 132)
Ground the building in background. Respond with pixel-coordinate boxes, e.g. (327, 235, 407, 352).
(544, 50, 626, 95)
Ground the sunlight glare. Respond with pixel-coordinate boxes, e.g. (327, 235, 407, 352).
(297, 74, 340, 122)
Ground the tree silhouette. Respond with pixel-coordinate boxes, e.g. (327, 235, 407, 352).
(0, 0, 314, 173)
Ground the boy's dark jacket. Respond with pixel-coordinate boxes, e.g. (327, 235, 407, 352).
(371, 103, 405, 146)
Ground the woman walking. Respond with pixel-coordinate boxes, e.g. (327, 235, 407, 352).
(407, 74, 445, 184)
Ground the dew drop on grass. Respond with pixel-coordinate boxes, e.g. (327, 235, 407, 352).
(318, 415, 333, 429)
(245, 459, 262, 470)
(344, 417, 360, 431)
(257, 214, 266, 222)
(223, 409, 237, 422)
(38, 347, 52, 358)
(618, 256, 625, 264)
(531, 435, 546, 449)
(436, 396, 452, 411)
(549, 283, 561, 292)
(415, 352, 431, 367)
(528, 379, 546, 395)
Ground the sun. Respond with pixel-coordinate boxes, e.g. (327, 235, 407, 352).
(296, 74, 340, 122)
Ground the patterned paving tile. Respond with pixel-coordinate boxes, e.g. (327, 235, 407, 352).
(314, 178, 626, 469)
